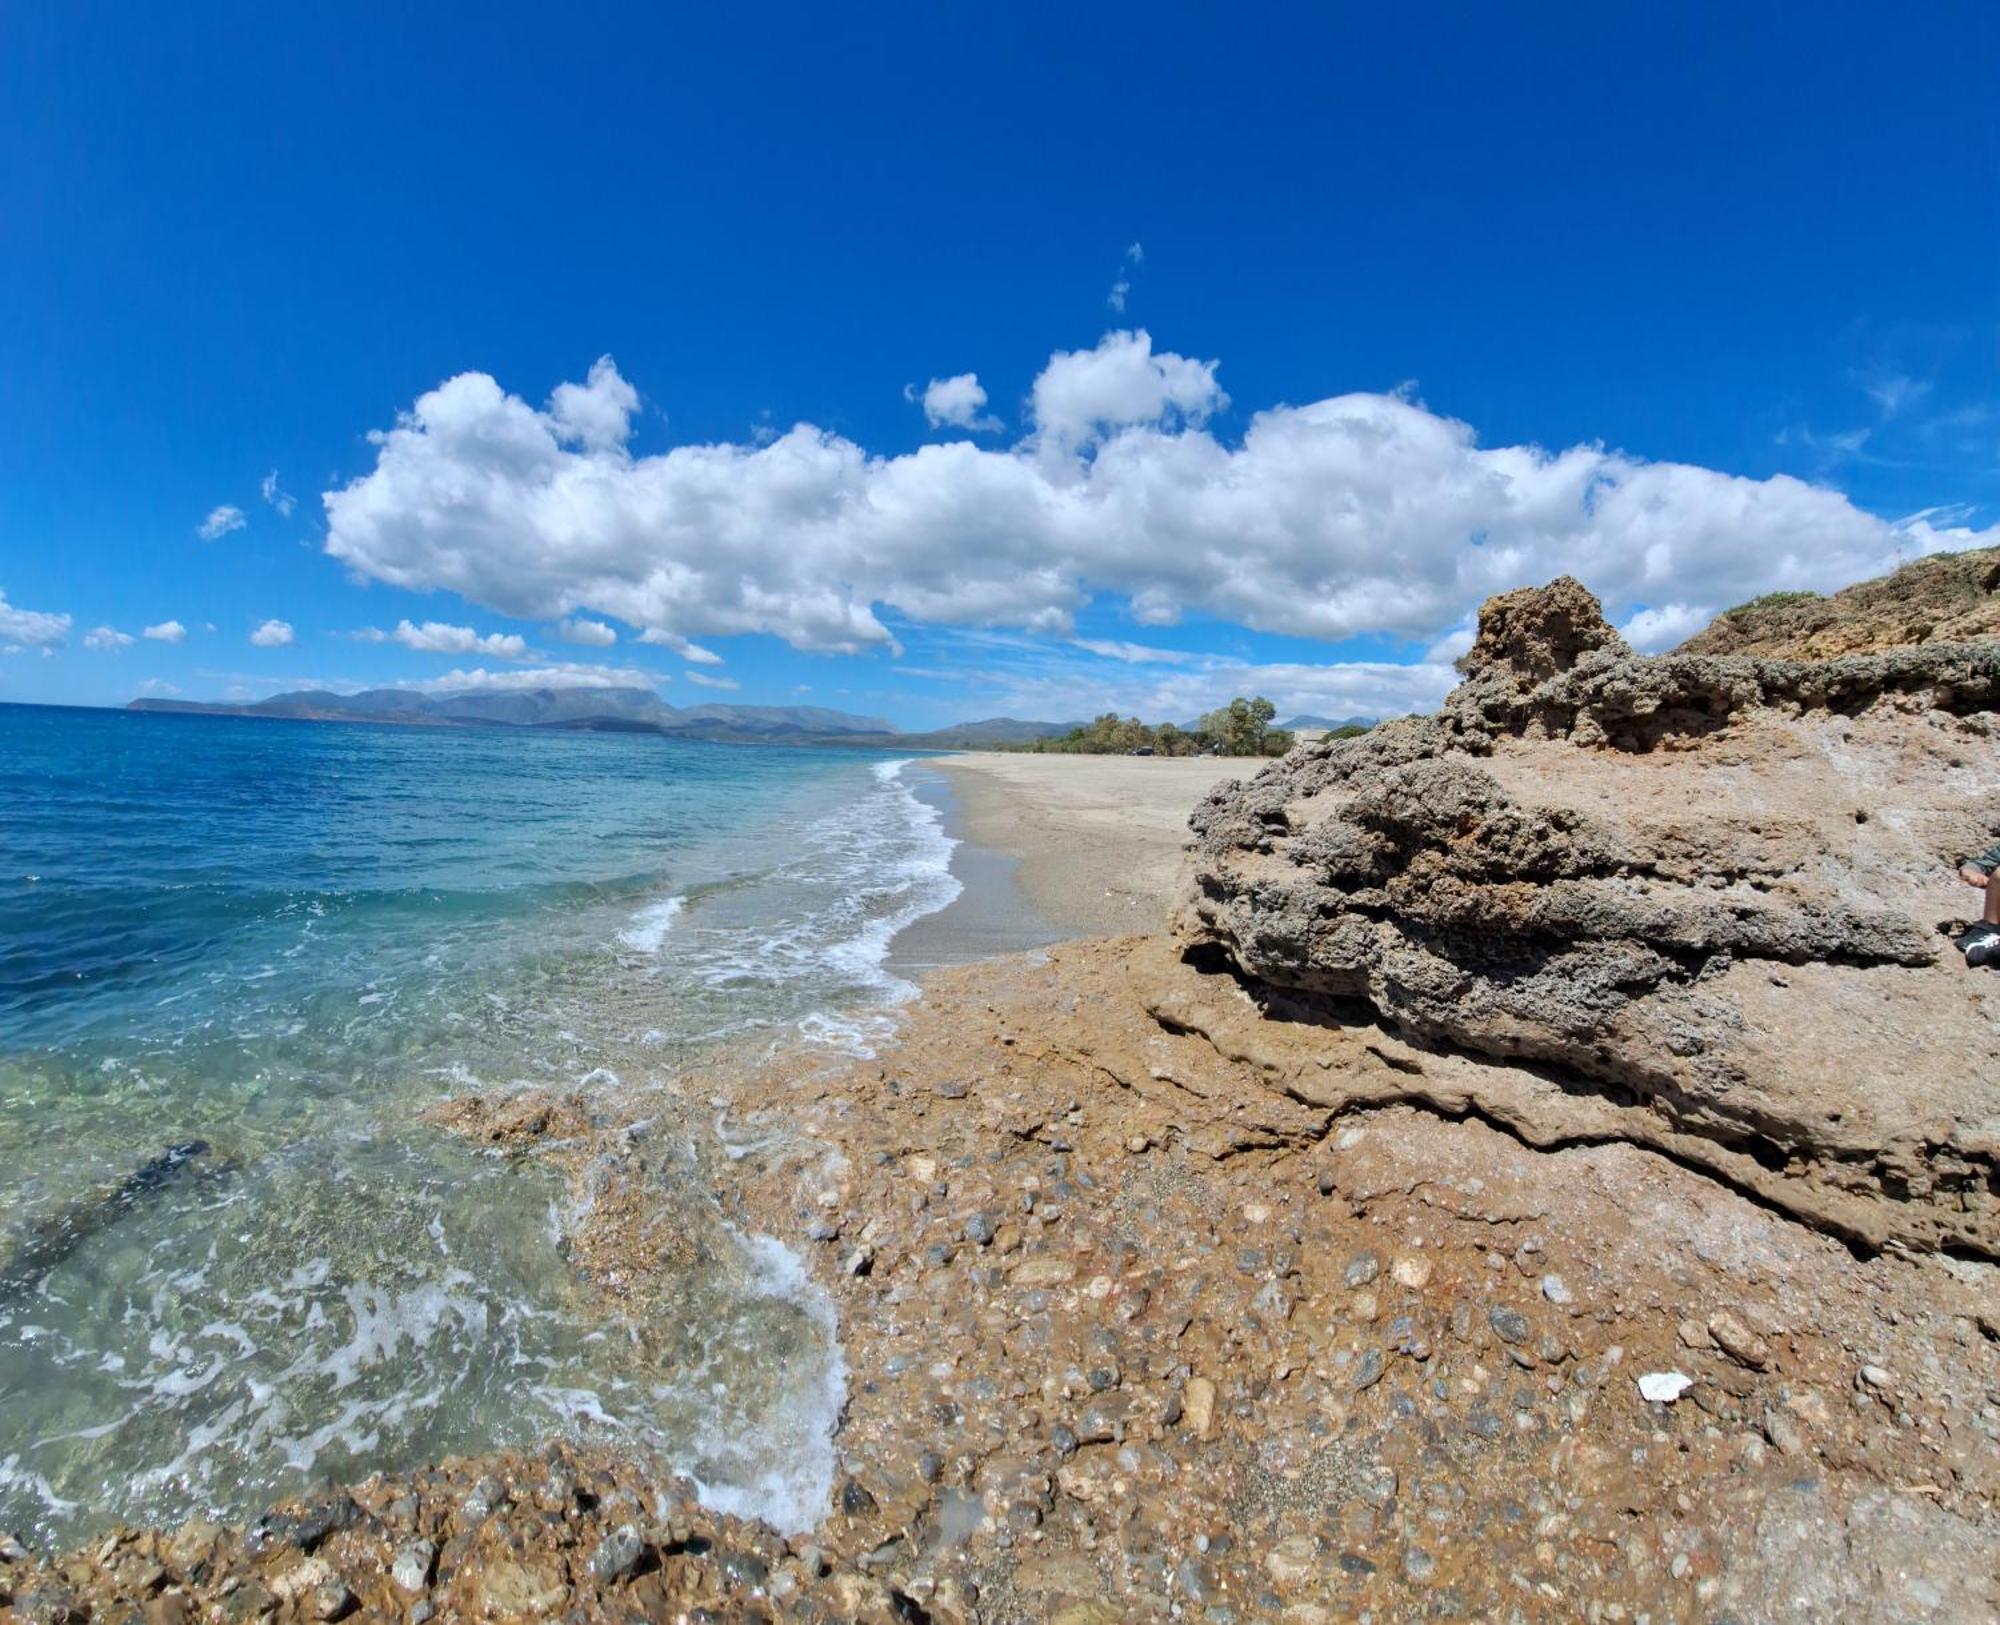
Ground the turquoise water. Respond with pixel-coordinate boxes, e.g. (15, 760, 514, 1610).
(0, 704, 959, 1544)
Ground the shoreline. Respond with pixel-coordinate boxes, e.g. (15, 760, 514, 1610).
(928, 752, 1252, 940)
(882, 762, 1065, 979)
(10, 746, 1997, 1621)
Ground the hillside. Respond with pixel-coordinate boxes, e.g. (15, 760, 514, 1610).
(1676, 544, 2000, 657)
(123, 687, 1068, 748)
(127, 686, 898, 741)
(1278, 712, 1374, 731)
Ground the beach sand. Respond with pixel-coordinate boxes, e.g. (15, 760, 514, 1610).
(927, 751, 1251, 938)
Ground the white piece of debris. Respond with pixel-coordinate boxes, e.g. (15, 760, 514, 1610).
(1637, 1370, 1694, 1404)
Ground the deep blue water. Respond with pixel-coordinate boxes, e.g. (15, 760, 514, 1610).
(0, 704, 957, 1543)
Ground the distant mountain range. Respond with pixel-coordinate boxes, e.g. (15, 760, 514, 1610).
(127, 686, 1080, 750)
(1278, 713, 1376, 732)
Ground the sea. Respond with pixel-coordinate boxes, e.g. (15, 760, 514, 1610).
(0, 702, 970, 1547)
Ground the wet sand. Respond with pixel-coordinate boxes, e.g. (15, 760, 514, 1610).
(929, 752, 1251, 938)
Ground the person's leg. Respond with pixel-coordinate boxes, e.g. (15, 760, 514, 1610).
(1987, 871, 1999, 928)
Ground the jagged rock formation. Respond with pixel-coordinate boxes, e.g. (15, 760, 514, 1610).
(1677, 544, 2000, 658)
(1179, 576, 2000, 1255)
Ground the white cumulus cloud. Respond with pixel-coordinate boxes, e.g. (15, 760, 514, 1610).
(355, 619, 530, 659)
(1030, 328, 1224, 452)
(0, 590, 72, 650)
(249, 619, 295, 648)
(84, 625, 135, 650)
(913, 373, 1001, 433)
(1619, 603, 1714, 653)
(143, 620, 188, 644)
(557, 616, 618, 647)
(320, 338, 2000, 667)
(199, 504, 247, 541)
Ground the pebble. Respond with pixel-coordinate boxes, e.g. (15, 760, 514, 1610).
(460, 1477, 506, 1522)
(1488, 1305, 1532, 1345)
(1707, 1310, 1771, 1370)
(1182, 1377, 1217, 1439)
(1539, 1273, 1573, 1305)
(1265, 1534, 1320, 1587)
(1343, 1252, 1380, 1288)
(963, 1213, 998, 1246)
(1762, 1409, 1806, 1456)
(1638, 1371, 1694, 1404)
(1391, 1254, 1432, 1289)
(391, 1540, 436, 1594)
(1351, 1349, 1385, 1390)
(311, 1580, 353, 1621)
(1860, 1364, 1894, 1390)
(586, 1524, 644, 1583)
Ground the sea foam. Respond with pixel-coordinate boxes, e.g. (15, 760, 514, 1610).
(618, 894, 686, 953)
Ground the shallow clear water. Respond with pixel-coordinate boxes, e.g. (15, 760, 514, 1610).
(0, 704, 958, 1544)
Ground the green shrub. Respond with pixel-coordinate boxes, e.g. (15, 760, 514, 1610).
(1725, 589, 1821, 617)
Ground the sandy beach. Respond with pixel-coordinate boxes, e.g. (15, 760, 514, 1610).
(932, 752, 1252, 938)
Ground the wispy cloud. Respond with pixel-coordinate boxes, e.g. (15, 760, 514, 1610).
(260, 470, 296, 517)
(683, 670, 740, 689)
(1108, 241, 1144, 313)
(1862, 373, 1933, 419)
(637, 628, 723, 664)
(198, 504, 247, 541)
(84, 625, 134, 650)
(1071, 635, 1202, 665)
(396, 661, 664, 694)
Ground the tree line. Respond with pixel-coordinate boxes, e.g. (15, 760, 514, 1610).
(1005, 696, 1297, 757)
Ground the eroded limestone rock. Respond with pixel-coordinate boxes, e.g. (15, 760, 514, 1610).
(1181, 577, 2000, 1255)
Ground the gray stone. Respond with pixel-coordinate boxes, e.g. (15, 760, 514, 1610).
(586, 1524, 645, 1583)
(391, 1540, 435, 1595)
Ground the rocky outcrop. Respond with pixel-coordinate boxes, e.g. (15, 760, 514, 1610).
(1180, 577, 2000, 1255)
(1677, 544, 2000, 658)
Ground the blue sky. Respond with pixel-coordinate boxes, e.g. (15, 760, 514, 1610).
(2, 2, 1995, 726)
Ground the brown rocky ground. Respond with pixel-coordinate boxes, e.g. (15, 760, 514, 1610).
(1676, 545, 2000, 659)
(8, 571, 1999, 1625)
(6, 940, 1995, 1624)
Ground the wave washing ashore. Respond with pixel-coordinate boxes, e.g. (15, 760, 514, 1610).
(0, 703, 964, 1547)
